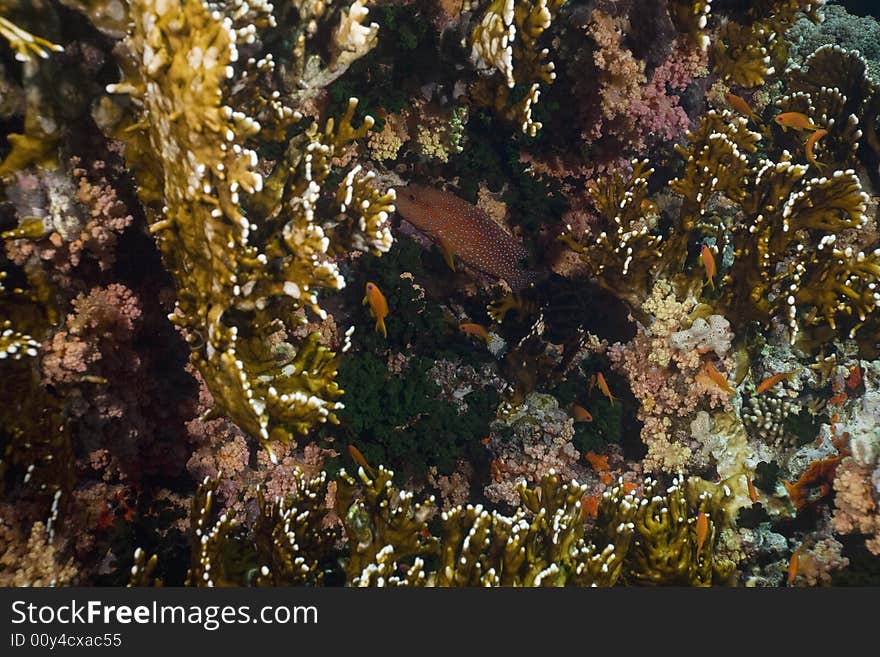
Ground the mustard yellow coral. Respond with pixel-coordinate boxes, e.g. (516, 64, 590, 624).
(467, 0, 566, 135)
(107, 0, 393, 458)
(0, 15, 62, 62)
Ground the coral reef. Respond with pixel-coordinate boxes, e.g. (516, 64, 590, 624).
(2, 0, 880, 589)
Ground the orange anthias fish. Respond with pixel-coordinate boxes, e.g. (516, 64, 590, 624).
(363, 281, 388, 337)
(774, 112, 820, 132)
(805, 128, 828, 170)
(695, 511, 709, 554)
(725, 92, 759, 121)
(787, 547, 801, 586)
(700, 244, 716, 289)
(704, 360, 735, 395)
(460, 322, 491, 344)
(756, 369, 800, 394)
(596, 372, 617, 406)
(348, 444, 376, 477)
(394, 184, 545, 291)
(572, 404, 593, 422)
(747, 477, 759, 505)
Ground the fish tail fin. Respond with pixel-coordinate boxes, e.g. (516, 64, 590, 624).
(438, 237, 456, 271)
(508, 268, 548, 292)
(708, 275, 715, 290)
(376, 317, 387, 338)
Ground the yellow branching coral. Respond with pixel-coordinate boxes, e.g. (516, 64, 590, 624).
(140, 467, 742, 587)
(128, 548, 160, 587)
(281, 0, 380, 107)
(174, 470, 339, 586)
(787, 45, 880, 163)
(339, 466, 638, 587)
(711, 0, 825, 88)
(775, 88, 861, 169)
(559, 160, 662, 310)
(0, 319, 40, 361)
(0, 15, 62, 62)
(185, 474, 240, 587)
(667, 110, 761, 265)
(713, 21, 776, 88)
(252, 472, 341, 586)
(336, 464, 435, 584)
(668, 0, 713, 51)
(467, 0, 567, 135)
(0, 55, 63, 179)
(106, 0, 394, 458)
(564, 105, 879, 345)
(330, 0, 379, 71)
(672, 109, 877, 343)
(623, 476, 736, 586)
(469, 0, 516, 88)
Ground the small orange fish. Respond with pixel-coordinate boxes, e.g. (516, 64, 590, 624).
(747, 477, 758, 504)
(781, 478, 798, 504)
(572, 404, 593, 422)
(363, 281, 388, 337)
(805, 128, 828, 170)
(596, 372, 617, 406)
(700, 244, 716, 289)
(847, 364, 862, 391)
(756, 369, 800, 394)
(348, 444, 375, 477)
(480, 435, 490, 446)
(774, 112, 820, 132)
(787, 548, 801, 586)
(704, 360, 735, 395)
(695, 511, 708, 554)
(460, 322, 491, 344)
(725, 92, 758, 122)
(622, 482, 639, 494)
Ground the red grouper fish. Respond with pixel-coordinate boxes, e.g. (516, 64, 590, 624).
(394, 184, 545, 291)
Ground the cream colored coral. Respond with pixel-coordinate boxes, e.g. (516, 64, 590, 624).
(331, 0, 379, 69)
(469, 0, 516, 88)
